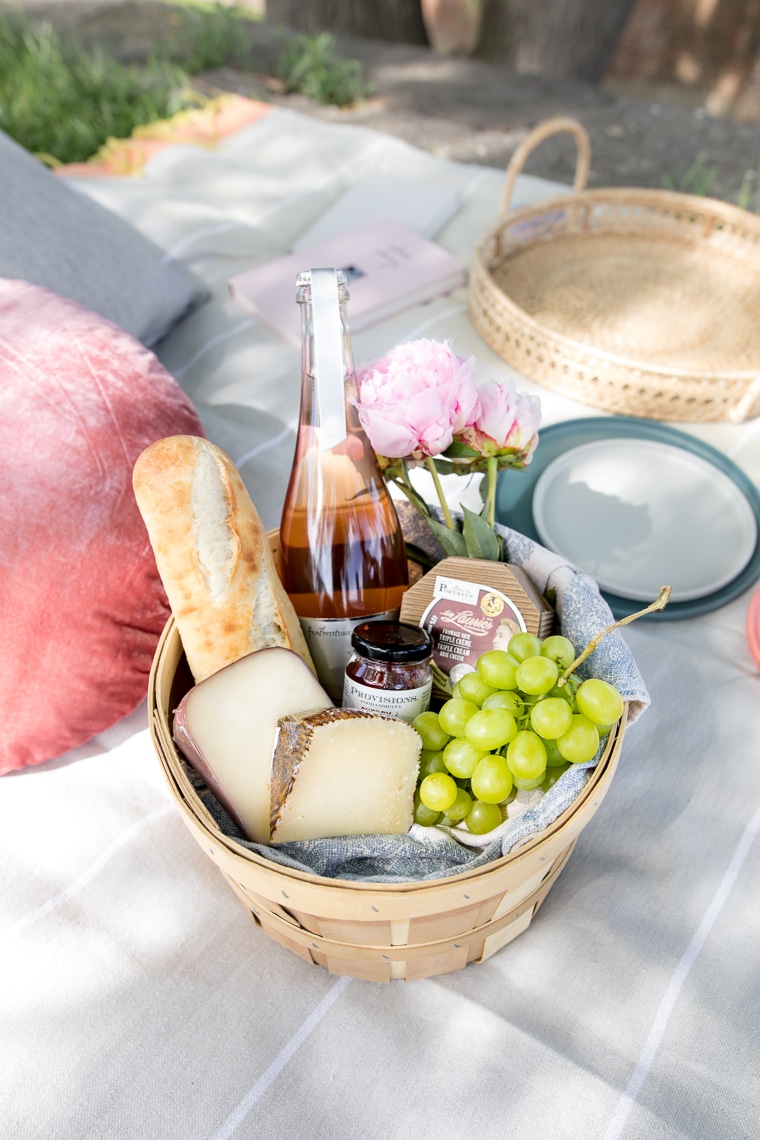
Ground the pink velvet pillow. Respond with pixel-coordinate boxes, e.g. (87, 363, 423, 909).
(0, 279, 204, 773)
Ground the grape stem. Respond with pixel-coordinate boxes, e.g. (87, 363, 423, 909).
(557, 586, 672, 685)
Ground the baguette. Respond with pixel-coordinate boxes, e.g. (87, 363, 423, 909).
(132, 435, 313, 682)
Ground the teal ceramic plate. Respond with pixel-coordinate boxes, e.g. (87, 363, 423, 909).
(495, 417, 760, 620)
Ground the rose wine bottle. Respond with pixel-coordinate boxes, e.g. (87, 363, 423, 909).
(279, 268, 408, 699)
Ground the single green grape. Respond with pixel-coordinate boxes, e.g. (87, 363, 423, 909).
(417, 749, 448, 780)
(556, 714, 600, 763)
(507, 632, 543, 663)
(547, 683, 576, 707)
(412, 711, 451, 752)
(513, 772, 546, 790)
(540, 634, 576, 669)
(482, 690, 524, 717)
(470, 754, 514, 803)
(443, 737, 487, 778)
(540, 763, 571, 791)
(506, 729, 548, 780)
(446, 787, 474, 821)
(464, 707, 518, 751)
(519, 692, 542, 710)
(453, 672, 497, 707)
(414, 793, 442, 826)
(530, 697, 574, 739)
(576, 678, 624, 726)
(465, 800, 503, 835)
(476, 649, 519, 690)
(544, 737, 567, 768)
(515, 655, 559, 696)
(419, 772, 458, 812)
(438, 697, 479, 737)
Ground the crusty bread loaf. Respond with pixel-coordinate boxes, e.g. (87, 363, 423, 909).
(133, 435, 313, 682)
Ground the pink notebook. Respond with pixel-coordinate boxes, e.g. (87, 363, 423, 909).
(228, 219, 467, 347)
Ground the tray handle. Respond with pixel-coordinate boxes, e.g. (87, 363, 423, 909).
(499, 116, 591, 218)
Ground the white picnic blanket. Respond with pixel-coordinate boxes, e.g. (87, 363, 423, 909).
(2, 107, 759, 1140)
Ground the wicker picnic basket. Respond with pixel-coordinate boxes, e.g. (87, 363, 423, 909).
(147, 534, 626, 983)
(468, 116, 760, 424)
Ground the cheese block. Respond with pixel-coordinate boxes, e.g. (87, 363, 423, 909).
(173, 647, 332, 844)
(270, 708, 422, 844)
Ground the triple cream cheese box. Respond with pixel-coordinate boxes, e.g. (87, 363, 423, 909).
(399, 557, 554, 699)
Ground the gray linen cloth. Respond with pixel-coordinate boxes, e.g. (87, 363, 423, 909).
(185, 523, 650, 882)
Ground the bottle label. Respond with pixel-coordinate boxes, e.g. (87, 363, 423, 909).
(342, 677, 433, 723)
(310, 268, 347, 451)
(300, 611, 398, 701)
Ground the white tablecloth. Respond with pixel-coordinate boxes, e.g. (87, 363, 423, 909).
(2, 107, 759, 1139)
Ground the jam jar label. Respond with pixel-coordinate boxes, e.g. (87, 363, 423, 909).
(342, 676, 433, 722)
(420, 576, 527, 694)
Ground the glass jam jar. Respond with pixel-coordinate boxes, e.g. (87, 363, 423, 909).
(342, 620, 433, 723)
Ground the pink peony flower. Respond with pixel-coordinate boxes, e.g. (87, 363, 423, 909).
(355, 339, 480, 461)
(459, 376, 541, 462)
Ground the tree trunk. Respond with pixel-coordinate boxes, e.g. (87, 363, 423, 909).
(610, 0, 760, 114)
(265, 0, 430, 45)
(473, 0, 638, 84)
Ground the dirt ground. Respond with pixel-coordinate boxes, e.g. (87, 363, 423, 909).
(12, 0, 760, 207)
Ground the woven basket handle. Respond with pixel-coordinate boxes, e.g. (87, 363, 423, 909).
(499, 116, 591, 217)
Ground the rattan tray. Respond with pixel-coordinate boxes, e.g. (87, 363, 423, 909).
(468, 116, 760, 423)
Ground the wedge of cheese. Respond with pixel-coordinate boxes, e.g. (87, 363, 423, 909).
(173, 647, 332, 843)
(270, 708, 422, 844)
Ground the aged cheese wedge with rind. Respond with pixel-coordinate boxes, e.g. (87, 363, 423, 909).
(270, 708, 421, 844)
(173, 647, 332, 844)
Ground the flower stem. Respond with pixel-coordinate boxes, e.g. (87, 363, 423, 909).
(424, 457, 455, 530)
(487, 456, 498, 530)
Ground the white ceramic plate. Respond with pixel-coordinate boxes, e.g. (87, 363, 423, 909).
(532, 438, 758, 603)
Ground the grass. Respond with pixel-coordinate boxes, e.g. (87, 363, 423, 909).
(662, 149, 760, 211)
(736, 163, 760, 212)
(152, 0, 252, 73)
(662, 151, 718, 197)
(0, 4, 246, 165)
(276, 31, 372, 106)
(0, 4, 369, 166)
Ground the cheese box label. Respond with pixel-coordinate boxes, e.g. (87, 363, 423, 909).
(420, 584, 527, 695)
(432, 576, 481, 605)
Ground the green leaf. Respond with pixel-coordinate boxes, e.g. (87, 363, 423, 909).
(443, 441, 480, 459)
(405, 542, 438, 570)
(425, 517, 468, 557)
(398, 482, 432, 517)
(431, 457, 456, 476)
(462, 507, 502, 561)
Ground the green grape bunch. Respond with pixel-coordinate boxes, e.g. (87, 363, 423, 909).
(411, 632, 624, 836)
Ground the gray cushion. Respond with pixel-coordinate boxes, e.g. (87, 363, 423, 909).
(0, 129, 206, 346)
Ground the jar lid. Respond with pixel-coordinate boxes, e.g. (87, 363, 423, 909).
(351, 621, 432, 663)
